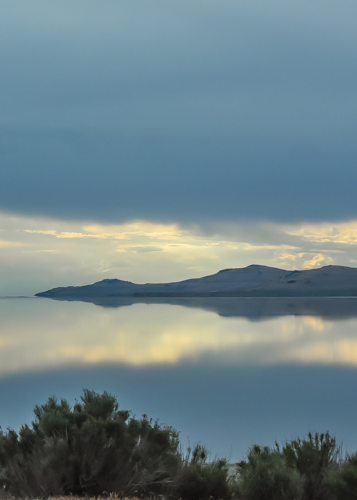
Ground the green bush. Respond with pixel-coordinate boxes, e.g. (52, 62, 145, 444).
(0, 390, 234, 500)
(235, 433, 340, 500)
(328, 452, 357, 500)
(176, 444, 231, 500)
(0, 393, 349, 500)
(236, 444, 303, 500)
(0, 390, 181, 498)
(281, 432, 339, 500)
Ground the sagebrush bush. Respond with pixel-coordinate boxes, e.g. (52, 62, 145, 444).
(176, 444, 230, 500)
(0, 390, 233, 500)
(281, 432, 339, 500)
(0, 390, 181, 498)
(327, 452, 357, 500)
(1, 392, 354, 500)
(236, 433, 343, 500)
(236, 444, 303, 500)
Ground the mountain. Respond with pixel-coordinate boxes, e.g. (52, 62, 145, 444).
(36, 264, 357, 298)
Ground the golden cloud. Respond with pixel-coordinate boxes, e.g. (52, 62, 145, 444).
(287, 220, 357, 245)
(83, 222, 185, 241)
(302, 253, 332, 269)
(0, 241, 24, 248)
(26, 229, 107, 239)
(25, 230, 58, 236)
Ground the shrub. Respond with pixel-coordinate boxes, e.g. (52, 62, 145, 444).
(1, 392, 344, 500)
(327, 452, 357, 500)
(236, 444, 303, 500)
(281, 432, 339, 500)
(0, 390, 181, 498)
(176, 444, 231, 500)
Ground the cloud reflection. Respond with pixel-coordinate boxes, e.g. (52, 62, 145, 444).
(1, 299, 357, 377)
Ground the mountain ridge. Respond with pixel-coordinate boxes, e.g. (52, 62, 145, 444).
(36, 264, 357, 298)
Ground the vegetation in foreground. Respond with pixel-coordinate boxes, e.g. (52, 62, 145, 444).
(1, 390, 357, 499)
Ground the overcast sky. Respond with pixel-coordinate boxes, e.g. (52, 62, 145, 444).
(1, 0, 357, 293)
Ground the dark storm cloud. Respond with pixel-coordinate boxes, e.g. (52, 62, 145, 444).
(1, 0, 357, 224)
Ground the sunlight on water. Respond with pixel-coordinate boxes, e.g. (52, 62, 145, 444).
(1, 297, 357, 375)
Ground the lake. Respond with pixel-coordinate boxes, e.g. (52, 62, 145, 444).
(1, 296, 357, 461)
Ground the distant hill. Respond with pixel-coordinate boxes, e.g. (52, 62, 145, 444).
(36, 264, 357, 298)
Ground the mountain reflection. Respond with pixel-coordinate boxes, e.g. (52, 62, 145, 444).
(0, 297, 357, 376)
(49, 296, 357, 320)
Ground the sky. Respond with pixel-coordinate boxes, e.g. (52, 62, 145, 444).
(1, 0, 357, 295)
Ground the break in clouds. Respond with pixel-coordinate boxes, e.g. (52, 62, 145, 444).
(1, 212, 357, 295)
(1, 0, 357, 227)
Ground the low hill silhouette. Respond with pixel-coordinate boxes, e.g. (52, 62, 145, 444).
(36, 264, 357, 298)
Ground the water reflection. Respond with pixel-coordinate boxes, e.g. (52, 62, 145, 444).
(1, 362, 357, 462)
(50, 296, 357, 319)
(1, 297, 357, 461)
(0, 297, 357, 376)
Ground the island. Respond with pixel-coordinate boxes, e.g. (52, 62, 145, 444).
(36, 264, 357, 298)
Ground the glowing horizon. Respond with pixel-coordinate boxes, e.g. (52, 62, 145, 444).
(1, 211, 357, 295)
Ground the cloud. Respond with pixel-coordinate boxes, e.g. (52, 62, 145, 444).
(25, 230, 58, 236)
(241, 244, 298, 252)
(287, 221, 357, 245)
(25, 229, 108, 239)
(0, 1, 356, 226)
(302, 253, 332, 269)
(121, 246, 163, 253)
(25, 223, 188, 242)
(1, 211, 357, 295)
(277, 253, 298, 268)
(0, 241, 24, 248)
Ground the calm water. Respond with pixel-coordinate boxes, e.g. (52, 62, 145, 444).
(1, 296, 357, 460)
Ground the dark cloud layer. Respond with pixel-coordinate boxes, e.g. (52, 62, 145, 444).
(1, 0, 357, 224)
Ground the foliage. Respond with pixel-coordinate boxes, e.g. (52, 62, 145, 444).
(1, 394, 354, 500)
(328, 452, 357, 500)
(280, 432, 340, 500)
(0, 390, 181, 498)
(176, 444, 231, 500)
(235, 432, 341, 500)
(236, 444, 303, 500)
